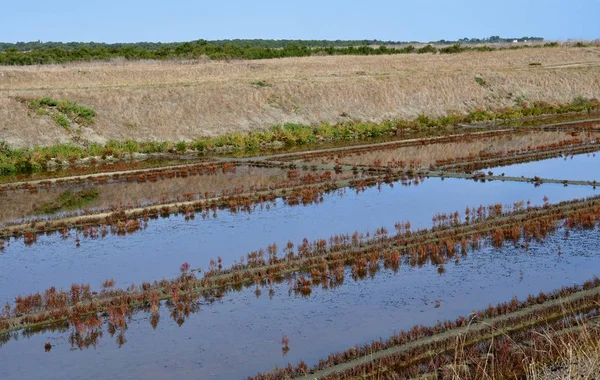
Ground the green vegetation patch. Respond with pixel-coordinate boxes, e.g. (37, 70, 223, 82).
(29, 97, 96, 129)
(34, 188, 100, 215)
(251, 80, 272, 88)
(475, 76, 487, 86)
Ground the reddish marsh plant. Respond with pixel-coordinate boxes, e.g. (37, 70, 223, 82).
(282, 334, 290, 356)
(101, 278, 115, 290)
(180, 262, 190, 273)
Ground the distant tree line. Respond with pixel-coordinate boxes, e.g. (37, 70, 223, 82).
(0, 39, 401, 52)
(0, 36, 550, 65)
(441, 36, 543, 44)
(0, 36, 545, 52)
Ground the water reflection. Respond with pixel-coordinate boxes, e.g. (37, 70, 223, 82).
(486, 151, 600, 182)
(3, 220, 597, 353)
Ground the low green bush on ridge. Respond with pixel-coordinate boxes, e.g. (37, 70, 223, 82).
(28, 97, 96, 129)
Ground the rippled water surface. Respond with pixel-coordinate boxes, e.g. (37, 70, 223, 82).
(1, 145, 600, 379)
(486, 150, 600, 181)
(0, 178, 596, 301)
(1, 228, 598, 379)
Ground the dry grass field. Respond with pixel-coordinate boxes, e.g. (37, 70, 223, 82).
(1, 47, 599, 147)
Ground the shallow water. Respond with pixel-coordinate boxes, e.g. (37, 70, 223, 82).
(0, 166, 300, 223)
(1, 228, 598, 380)
(486, 151, 600, 182)
(0, 177, 596, 303)
(301, 131, 584, 169)
(0, 157, 204, 185)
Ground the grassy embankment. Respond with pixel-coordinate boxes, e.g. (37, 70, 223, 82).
(1, 48, 599, 174)
(1, 97, 598, 175)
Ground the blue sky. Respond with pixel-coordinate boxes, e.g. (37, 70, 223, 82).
(2, 0, 599, 43)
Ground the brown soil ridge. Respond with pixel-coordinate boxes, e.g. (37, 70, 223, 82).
(2, 48, 599, 147)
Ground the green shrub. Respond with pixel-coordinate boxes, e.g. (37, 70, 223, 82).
(194, 139, 210, 152)
(244, 135, 260, 151)
(39, 97, 58, 107)
(315, 123, 335, 140)
(467, 109, 495, 122)
(495, 108, 524, 120)
(57, 99, 96, 125)
(86, 143, 106, 157)
(438, 113, 464, 126)
(475, 77, 487, 86)
(251, 80, 272, 87)
(282, 123, 315, 145)
(139, 141, 170, 153)
(104, 140, 124, 158)
(30, 97, 96, 127)
(417, 45, 437, 54)
(53, 114, 71, 129)
(415, 115, 441, 128)
(175, 141, 187, 153)
(0, 162, 17, 175)
(123, 139, 140, 154)
(42, 144, 84, 160)
(473, 46, 496, 52)
(212, 133, 244, 149)
(439, 44, 465, 54)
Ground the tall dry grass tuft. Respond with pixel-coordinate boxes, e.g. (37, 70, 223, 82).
(444, 303, 600, 380)
(1, 47, 599, 147)
(528, 325, 600, 380)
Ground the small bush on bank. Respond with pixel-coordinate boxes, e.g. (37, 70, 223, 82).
(417, 44, 437, 54)
(53, 114, 70, 129)
(29, 97, 97, 128)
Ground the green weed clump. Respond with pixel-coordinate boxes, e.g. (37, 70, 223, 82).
(29, 97, 96, 128)
(439, 44, 466, 54)
(123, 139, 141, 154)
(53, 114, 71, 129)
(417, 44, 437, 54)
(251, 80, 272, 88)
(474, 76, 487, 86)
(175, 141, 187, 153)
(138, 141, 171, 154)
(56, 99, 96, 125)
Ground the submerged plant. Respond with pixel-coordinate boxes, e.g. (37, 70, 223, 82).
(282, 334, 290, 355)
